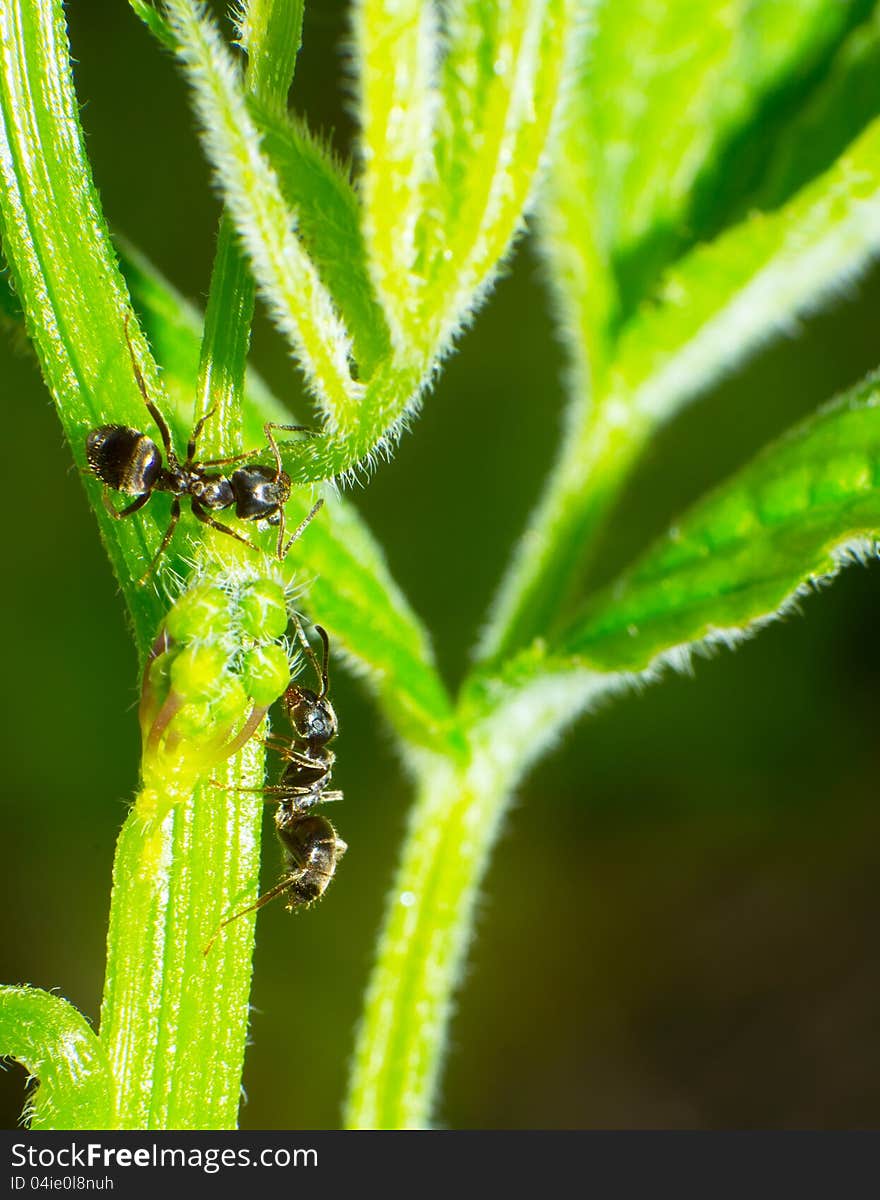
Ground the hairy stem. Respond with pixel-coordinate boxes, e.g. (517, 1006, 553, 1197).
(343, 755, 518, 1129)
(344, 756, 508, 1129)
(100, 744, 265, 1129)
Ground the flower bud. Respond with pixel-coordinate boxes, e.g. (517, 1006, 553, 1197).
(241, 643, 291, 706)
(164, 582, 229, 642)
(239, 579, 288, 640)
(170, 642, 232, 703)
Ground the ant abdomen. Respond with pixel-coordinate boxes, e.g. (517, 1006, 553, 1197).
(86, 425, 162, 494)
(277, 811, 347, 908)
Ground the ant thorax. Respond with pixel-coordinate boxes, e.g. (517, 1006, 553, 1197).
(187, 472, 235, 510)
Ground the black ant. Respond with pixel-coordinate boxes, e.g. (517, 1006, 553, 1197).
(85, 320, 322, 583)
(205, 622, 346, 952)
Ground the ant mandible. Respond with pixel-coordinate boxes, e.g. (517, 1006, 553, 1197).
(85, 318, 322, 583)
(205, 622, 346, 951)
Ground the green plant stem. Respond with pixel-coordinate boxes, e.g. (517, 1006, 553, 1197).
(344, 658, 586, 1128)
(94, 0, 305, 1130)
(344, 755, 509, 1129)
(100, 745, 265, 1129)
(481, 399, 649, 657)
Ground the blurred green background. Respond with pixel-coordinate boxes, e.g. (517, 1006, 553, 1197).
(4, 1, 880, 1129)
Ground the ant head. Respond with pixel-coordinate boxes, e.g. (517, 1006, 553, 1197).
(231, 465, 291, 521)
(283, 622, 337, 742)
(282, 686, 338, 744)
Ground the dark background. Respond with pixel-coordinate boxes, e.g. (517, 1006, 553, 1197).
(3, 1, 880, 1129)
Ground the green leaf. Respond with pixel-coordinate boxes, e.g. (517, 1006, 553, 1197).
(483, 111, 880, 661)
(304, 498, 461, 762)
(426, 0, 585, 355)
(354, 0, 439, 351)
(561, 371, 880, 672)
(751, 6, 880, 211)
(249, 98, 391, 377)
(0, 986, 115, 1129)
(233, 0, 303, 116)
(163, 0, 583, 490)
(580, 0, 873, 322)
(192, 0, 304, 457)
(129, 0, 177, 51)
(163, 0, 363, 427)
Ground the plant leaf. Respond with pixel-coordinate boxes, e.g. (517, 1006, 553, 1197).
(354, 0, 439, 352)
(483, 110, 880, 660)
(191, 0, 304, 457)
(163, 0, 364, 428)
(427, 0, 585, 354)
(0, 986, 115, 1129)
(751, 6, 880, 212)
(233, 0, 303, 116)
(249, 98, 390, 377)
(579, 0, 874, 324)
(456, 372, 880, 883)
(559, 371, 880, 672)
(129, 0, 177, 51)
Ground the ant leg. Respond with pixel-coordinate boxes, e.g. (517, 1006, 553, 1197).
(102, 489, 152, 521)
(278, 789, 340, 814)
(263, 422, 317, 477)
(204, 878, 294, 955)
(199, 450, 262, 468)
(263, 423, 318, 505)
(211, 783, 298, 797)
(290, 613, 322, 686)
(147, 402, 177, 465)
(124, 314, 177, 463)
(278, 497, 324, 560)
(190, 500, 260, 551)
(137, 497, 181, 586)
(261, 740, 295, 758)
(200, 423, 314, 471)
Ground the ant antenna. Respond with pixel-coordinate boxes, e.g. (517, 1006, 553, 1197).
(291, 618, 330, 697)
(315, 625, 330, 699)
(123, 312, 146, 401)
